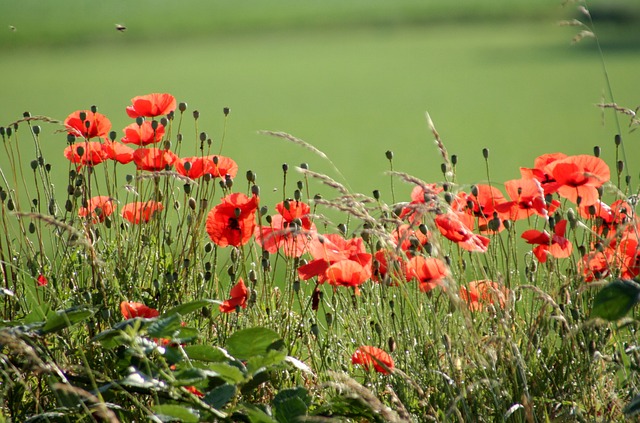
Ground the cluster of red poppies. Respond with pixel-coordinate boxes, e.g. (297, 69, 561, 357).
(63, 93, 638, 375)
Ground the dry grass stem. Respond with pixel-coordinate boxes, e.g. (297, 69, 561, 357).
(259, 130, 329, 160)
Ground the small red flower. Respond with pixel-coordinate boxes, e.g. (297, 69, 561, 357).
(219, 278, 249, 313)
(391, 223, 429, 254)
(405, 256, 448, 292)
(133, 148, 179, 171)
(78, 196, 116, 223)
(126, 93, 177, 118)
(459, 280, 509, 311)
(36, 274, 48, 286)
(434, 213, 490, 253)
(65, 110, 112, 139)
(102, 141, 135, 164)
(184, 386, 204, 397)
(175, 155, 238, 180)
(120, 301, 159, 319)
(547, 155, 610, 206)
(256, 200, 316, 257)
(206, 193, 258, 247)
(521, 219, 573, 263)
(520, 152, 567, 195)
(121, 201, 164, 224)
(121, 121, 165, 146)
(64, 141, 108, 166)
(495, 178, 550, 221)
(351, 346, 394, 374)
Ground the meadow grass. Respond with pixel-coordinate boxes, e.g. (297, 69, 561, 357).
(2, 2, 640, 422)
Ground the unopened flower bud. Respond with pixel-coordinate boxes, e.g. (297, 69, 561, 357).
(385, 150, 393, 160)
(223, 107, 230, 116)
(482, 148, 489, 159)
(179, 102, 187, 112)
(251, 185, 260, 197)
(193, 110, 200, 120)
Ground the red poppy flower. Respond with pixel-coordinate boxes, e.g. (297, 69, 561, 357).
(120, 301, 160, 319)
(351, 346, 394, 374)
(256, 200, 316, 257)
(78, 196, 116, 223)
(206, 193, 258, 247)
(580, 199, 636, 236)
(133, 148, 178, 171)
(399, 184, 443, 223)
(297, 234, 372, 285)
(391, 223, 429, 254)
(579, 248, 613, 282)
(126, 93, 177, 118)
(546, 155, 610, 206)
(64, 141, 108, 166)
(37, 274, 48, 286)
(102, 141, 135, 164)
(65, 110, 112, 139)
(465, 184, 508, 233)
(521, 219, 573, 263)
(495, 178, 550, 221)
(459, 280, 509, 311)
(405, 256, 448, 292)
(219, 278, 249, 313)
(617, 233, 640, 280)
(434, 213, 490, 253)
(373, 250, 407, 284)
(175, 155, 238, 180)
(121, 121, 165, 146)
(121, 201, 164, 224)
(520, 152, 567, 195)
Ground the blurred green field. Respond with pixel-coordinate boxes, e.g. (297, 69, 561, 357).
(1, 1, 640, 210)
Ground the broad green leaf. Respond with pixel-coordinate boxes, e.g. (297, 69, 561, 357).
(147, 314, 182, 338)
(273, 387, 311, 423)
(202, 383, 236, 409)
(208, 362, 246, 384)
(172, 368, 207, 386)
(226, 327, 282, 360)
(173, 327, 199, 343)
(184, 345, 232, 363)
(238, 404, 278, 423)
(591, 279, 640, 321)
(246, 349, 286, 375)
(153, 404, 199, 423)
(624, 394, 640, 416)
(163, 299, 221, 318)
(38, 306, 93, 335)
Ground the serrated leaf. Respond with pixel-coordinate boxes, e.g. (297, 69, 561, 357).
(203, 383, 236, 409)
(147, 314, 182, 338)
(163, 299, 221, 318)
(184, 345, 232, 363)
(591, 279, 640, 321)
(153, 404, 199, 423)
(38, 306, 93, 334)
(226, 327, 282, 360)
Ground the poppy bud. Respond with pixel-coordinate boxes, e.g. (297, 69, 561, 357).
(593, 146, 601, 157)
(177, 133, 183, 143)
(65, 199, 73, 212)
(385, 150, 393, 160)
(223, 107, 230, 116)
(0, 127, 4, 137)
(32, 125, 41, 136)
(440, 163, 447, 174)
(614, 134, 621, 146)
(249, 269, 257, 283)
(90, 105, 97, 114)
(179, 102, 187, 112)
(470, 185, 478, 197)
(444, 192, 453, 204)
(482, 148, 489, 159)
(282, 163, 288, 173)
(79, 111, 87, 122)
(626, 175, 632, 186)
(7, 199, 14, 211)
(193, 110, 199, 120)
(314, 194, 322, 201)
(251, 185, 260, 197)
(225, 175, 233, 189)
(503, 219, 512, 230)
(294, 189, 301, 201)
(160, 117, 168, 127)
(261, 258, 270, 271)
(265, 215, 272, 224)
(337, 223, 347, 235)
(30, 160, 38, 171)
(204, 242, 213, 253)
(174, 201, 180, 210)
(372, 189, 380, 200)
(617, 160, 624, 174)
(199, 132, 207, 142)
(451, 154, 458, 166)
(28, 221, 35, 234)
(151, 120, 159, 131)
(246, 170, 255, 182)
(163, 140, 171, 150)
(188, 197, 196, 210)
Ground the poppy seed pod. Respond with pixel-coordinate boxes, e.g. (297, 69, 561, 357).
(251, 185, 260, 197)
(151, 120, 159, 131)
(223, 107, 230, 116)
(188, 198, 196, 210)
(260, 205, 268, 217)
(294, 189, 301, 201)
(32, 125, 40, 136)
(482, 148, 489, 159)
(160, 117, 168, 127)
(300, 162, 309, 170)
(193, 110, 199, 120)
(615, 134, 621, 146)
(440, 163, 447, 174)
(282, 163, 288, 173)
(593, 146, 601, 157)
(179, 102, 187, 112)
(199, 132, 207, 142)
(90, 105, 97, 114)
